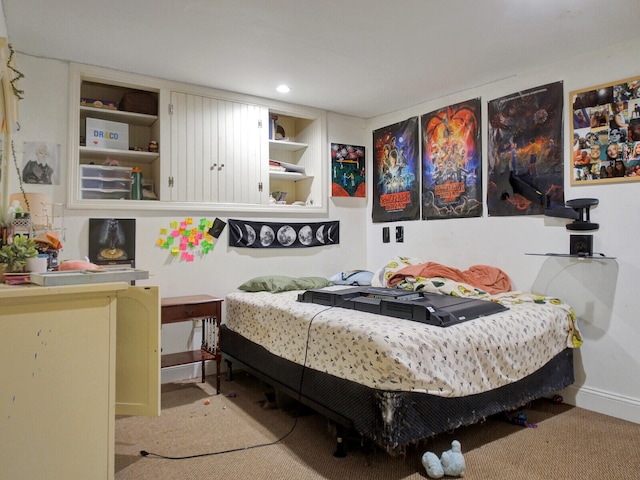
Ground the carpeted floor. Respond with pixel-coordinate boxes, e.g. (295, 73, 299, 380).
(115, 372, 640, 479)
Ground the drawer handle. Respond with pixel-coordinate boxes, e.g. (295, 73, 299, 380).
(185, 308, 195, 316)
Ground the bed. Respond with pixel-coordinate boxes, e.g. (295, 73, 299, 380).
(221, 257, 581, 455)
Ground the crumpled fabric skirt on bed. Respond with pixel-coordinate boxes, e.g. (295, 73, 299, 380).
(222, 325, 574, 454)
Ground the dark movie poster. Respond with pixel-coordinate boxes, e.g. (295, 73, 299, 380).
(372, 117, 420, 222)
(487, 81, 565, 216)
(89, 218, 136, 266)
(421, 98, 482, 219)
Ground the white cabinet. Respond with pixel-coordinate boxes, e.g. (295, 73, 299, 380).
(0, 283, 160, 480)
(169, 91, 268, 204)
(68, 63, 327, 213)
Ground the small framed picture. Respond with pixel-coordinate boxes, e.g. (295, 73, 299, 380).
(331, 143, 366, 198)
(89, 218, 136, 266)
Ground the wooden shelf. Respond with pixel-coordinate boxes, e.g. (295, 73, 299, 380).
(161, 350, 215, 368)
(80, 105, 158, 126)
(269, 171, 311, 181)
(160, 294, 223, 392)
(79, 146, 159, 164)
(269, 139, 308, 152)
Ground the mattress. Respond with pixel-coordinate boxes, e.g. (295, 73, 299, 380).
(225, 286, 580, 397)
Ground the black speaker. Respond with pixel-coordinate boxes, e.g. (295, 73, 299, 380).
(570, 234, 593, 256)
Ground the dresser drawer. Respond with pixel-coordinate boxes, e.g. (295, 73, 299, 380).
(161, 301, 220, 324)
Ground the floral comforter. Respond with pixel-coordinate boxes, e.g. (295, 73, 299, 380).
(225, 268, 581, 397)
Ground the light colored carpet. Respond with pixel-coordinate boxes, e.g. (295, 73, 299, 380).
(115, 372, 640, 479)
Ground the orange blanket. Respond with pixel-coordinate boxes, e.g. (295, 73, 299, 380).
(387, 262, 512, 294)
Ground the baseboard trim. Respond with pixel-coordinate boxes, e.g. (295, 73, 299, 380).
(559, 385, 640, 424)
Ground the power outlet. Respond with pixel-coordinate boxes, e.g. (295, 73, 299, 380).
(193, 318, 202, 328)
(396, 226, 404, 243)
(383, 227, 390, 243)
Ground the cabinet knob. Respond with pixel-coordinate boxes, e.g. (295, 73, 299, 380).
(210, 164, 217, 170)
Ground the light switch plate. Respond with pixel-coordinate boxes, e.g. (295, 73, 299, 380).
(383, 227, 390, 243)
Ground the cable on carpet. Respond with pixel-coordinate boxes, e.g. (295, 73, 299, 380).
(139, 305, 334, 460)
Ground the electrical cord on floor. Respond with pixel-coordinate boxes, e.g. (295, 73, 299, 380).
(139, 305, 334, 460)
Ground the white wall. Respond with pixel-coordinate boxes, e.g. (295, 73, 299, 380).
(9, 39, 640, 424)
(9, 53, 368, 381)
(366, 38, 640, 424)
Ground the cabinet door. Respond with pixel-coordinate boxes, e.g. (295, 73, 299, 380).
(169, 91, 268, 204)
(115, 286, 160, 416)
(169, 91, 218, 202)
(217, 99, 268, 205)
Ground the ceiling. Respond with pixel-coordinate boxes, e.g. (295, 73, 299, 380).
(4, 0, 640, 119)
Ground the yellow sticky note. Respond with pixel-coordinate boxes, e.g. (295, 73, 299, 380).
(171, 247, 179, 257)
(160, 227, 168, 235)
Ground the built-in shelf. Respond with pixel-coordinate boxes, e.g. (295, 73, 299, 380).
(269, 171, 312, 181)
(79, 146, 159, 164)
(80, 105, 158, 127)
(269, 139, 308, 152)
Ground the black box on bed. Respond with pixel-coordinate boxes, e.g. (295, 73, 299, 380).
(297, 287, 363, 307)
(298, 287, 508, 327)
(351, 296, 382, 313)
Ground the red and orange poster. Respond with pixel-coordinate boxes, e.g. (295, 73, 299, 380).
(421, 98, 482, 219)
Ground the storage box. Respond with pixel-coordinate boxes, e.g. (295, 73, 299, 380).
(86, 117, 129, 150)
(80, 189, 131, 200)
(80, 164, 132, 180)
(81, 178, 131, 190)
(119, 92, 158, 115)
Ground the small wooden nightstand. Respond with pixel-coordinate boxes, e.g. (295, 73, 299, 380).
(161, 294, 223, 394)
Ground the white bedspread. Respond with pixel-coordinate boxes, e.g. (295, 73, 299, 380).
(225, 287, 579, 397)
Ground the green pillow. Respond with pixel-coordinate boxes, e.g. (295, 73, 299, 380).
(238, 275, 332, 293)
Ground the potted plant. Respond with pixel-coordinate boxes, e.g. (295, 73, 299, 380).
(0, 235, 38, 273)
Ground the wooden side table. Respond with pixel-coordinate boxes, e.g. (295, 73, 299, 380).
(160, 294, 223, 393)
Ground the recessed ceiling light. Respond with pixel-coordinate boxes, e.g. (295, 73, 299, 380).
(276, 84, 290, 94)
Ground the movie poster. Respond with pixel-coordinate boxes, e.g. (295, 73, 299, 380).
(331, 143, 366, 197)
(372, 117, 420, 222)
(421, 98, 482, 220)
(487, 81, 564, 216)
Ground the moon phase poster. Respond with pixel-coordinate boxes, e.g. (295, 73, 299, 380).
(372, 117, 420, 223)
(421, 98, 482, 219)
(228, 219, 339, 248)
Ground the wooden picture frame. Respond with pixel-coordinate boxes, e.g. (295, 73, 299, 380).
(570, 75, 640, 185)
